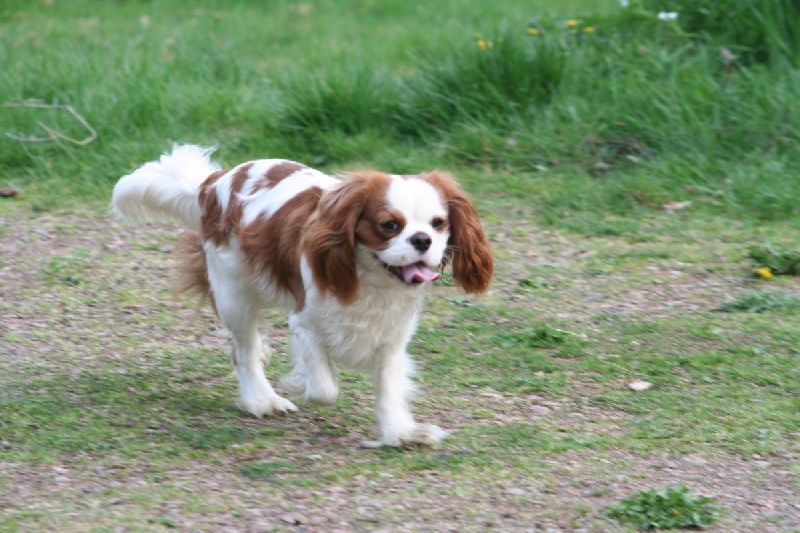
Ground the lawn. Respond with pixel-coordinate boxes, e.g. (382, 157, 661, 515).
(1, 0, 799, 531)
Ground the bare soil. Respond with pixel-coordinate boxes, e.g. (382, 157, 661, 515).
(1, 207, 798, 532)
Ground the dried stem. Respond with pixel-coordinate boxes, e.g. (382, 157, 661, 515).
(1, 100, 98, 146)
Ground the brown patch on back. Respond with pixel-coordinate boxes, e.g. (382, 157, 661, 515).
(417, 171, 494, 294)
(239, 186, 323, 312)
(198, 169, 228, 246)
(225, 163, 252, 234)
(303, 171, 393, 304)
(198, 164, 253, 246)
(250, 161, 307, 194)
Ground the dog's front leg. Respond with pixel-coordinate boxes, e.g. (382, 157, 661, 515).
(363, 347, 448, 448)
(279, 315, 339, 406)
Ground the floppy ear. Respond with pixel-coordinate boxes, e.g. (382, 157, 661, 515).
(423, 171, 493, 294)
(303, 179, 367, 305)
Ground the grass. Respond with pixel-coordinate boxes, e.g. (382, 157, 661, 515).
(2, 0, 800, 530)
(606, 484, 718, 530)
(3, 0, 800, 221)
(715, 291, 800, 314)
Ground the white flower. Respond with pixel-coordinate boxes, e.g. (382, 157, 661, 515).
(658, 11, 679, 20)
(620, 0, 629, 7)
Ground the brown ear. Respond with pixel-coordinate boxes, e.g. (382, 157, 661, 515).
(422, 171, 493, 294)
(303, 178, 367, 305)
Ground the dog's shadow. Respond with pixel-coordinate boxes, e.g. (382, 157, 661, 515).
(4, 355, 382, 456)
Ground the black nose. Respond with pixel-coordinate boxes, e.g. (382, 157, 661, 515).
(410, 232, 432, 253)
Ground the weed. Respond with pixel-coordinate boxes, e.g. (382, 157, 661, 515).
(525, 324, 573, 348)
(643, 0, 800, 67)
(274, 65, 400, 155)
(748, 244, 800, 276)
(40, 248, 92, 286)
(715, 291, 800, 314)
(238, 460, 292, 479)
(606, 484, 718, 529)
(397, 28, 566, 136)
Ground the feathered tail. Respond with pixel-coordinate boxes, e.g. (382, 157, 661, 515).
(112, 144, 221, 230)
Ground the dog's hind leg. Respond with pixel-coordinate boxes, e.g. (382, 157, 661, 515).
(206, 245, 296, 417)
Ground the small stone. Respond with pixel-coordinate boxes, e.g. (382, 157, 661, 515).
(280, 514, 304, 525)
(628, 380, 652, 391)
(503, 487, 526, 495)
(685, 455, 708, 465)
(530, 405, 552, 417)
(308, 516, 327, 526)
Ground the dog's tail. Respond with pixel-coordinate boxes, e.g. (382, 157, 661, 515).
(112, 144, 221, 231)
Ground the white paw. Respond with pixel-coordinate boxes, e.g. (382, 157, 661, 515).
(363, 423, 449, 448)
(237, 395, 297, 418)
(278, 372, 339, 406)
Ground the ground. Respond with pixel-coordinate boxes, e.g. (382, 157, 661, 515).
(1, 204, 798, 532)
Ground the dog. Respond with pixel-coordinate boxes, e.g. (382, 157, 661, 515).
(112, 145, 493, 447)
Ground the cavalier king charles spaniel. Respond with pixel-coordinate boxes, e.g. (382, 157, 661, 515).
(113, 145, 493, 447)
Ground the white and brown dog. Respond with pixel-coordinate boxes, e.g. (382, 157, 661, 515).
(112, 145, 492, 447)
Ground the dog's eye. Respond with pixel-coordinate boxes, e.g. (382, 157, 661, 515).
(431, 217, 446, 231)
(381, 220, 401, 233)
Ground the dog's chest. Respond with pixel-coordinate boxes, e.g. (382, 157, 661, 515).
(314, 288, 424, 367)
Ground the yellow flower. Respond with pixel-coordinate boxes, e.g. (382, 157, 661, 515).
(753, 267, 774, 279)
(583, 26, 596, 34)
(565, 19, 578, 27)
(527, 28, 539, 36)
(477, 39, 487, 50)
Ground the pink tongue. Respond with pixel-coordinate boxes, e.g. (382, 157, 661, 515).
(402, 263, 441, 284)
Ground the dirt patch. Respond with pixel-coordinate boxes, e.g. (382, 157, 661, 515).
(1, 208, 799, 532)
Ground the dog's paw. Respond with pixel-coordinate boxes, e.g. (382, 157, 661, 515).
(277, 372, 307, 397)
(237, 395, 297, 418)
(363, 423, 449, 448)
(278, 372, 338, 406)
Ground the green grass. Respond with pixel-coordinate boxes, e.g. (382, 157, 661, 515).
(2, 0, 800, 530)
(606, 484, 718, 530)
(715, 291, 800, 314)
(3, 0, 800, 222)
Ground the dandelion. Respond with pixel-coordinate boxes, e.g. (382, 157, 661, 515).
(477, 39, 487, 50)
(753, 267, 774, 279)
(565, 19, 578, 27)
(583, 26, 596, 34)
(527, 28, 539, 36)
(657, 11, 679, 20)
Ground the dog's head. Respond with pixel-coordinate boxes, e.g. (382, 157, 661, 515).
(304, 170, 493, 304)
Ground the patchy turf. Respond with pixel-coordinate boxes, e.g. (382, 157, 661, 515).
(1, 202, 798, 532)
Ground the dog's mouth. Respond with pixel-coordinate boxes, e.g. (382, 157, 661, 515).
(380, 259, 441, 285)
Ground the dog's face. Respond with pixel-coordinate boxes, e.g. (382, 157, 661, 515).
(305, 170, 493, 304)
(356, 174, 449, 286)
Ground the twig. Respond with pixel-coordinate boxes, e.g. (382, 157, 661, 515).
(1, 101, 98, 146)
